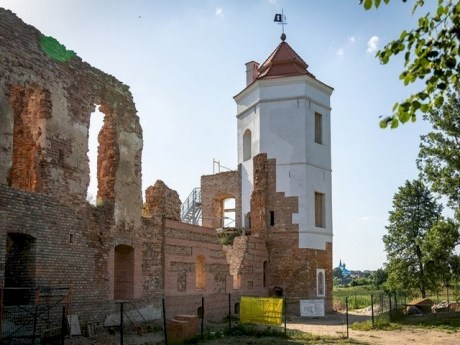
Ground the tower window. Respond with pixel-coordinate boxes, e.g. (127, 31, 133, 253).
(315, 112, 322, 144)
(315, 192, 325, 228)
(243, 129, 252, 161)
(270, 211, 275, 226)
(317, 269, 325, 297)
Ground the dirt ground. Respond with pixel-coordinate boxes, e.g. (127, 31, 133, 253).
(287, 311, 460, 345)
(63, 311, 460, 345)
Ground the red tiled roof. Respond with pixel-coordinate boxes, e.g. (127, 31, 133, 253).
(257, 41, 315, 80)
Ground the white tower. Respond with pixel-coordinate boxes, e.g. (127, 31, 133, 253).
(234, 37, 333, 250)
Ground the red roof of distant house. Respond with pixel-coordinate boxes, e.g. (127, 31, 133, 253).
(257, 40, 316, 80)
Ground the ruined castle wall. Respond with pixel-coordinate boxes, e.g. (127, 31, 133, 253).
(224, 236, 268, 295)
(0, 9, 143, 229)
(201, 171, 241, 229)
(0, 185, 117, 322)
(162, 219, 233, 319)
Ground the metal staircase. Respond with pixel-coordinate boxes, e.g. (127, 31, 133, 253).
(181, 188, 202, 225)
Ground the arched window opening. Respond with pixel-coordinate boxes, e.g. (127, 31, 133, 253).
(196, 255, 206, 290)
(234, 302, 240, 315)
(222, 198, 236, 228)
(233, 275, 241, 289)
(263, 261, 268, 288)
(243, 129, 252, 161)
(5, 233, 36, 305)
(87, 106, 104, 204)
(317, 269, 325, 297)
(87, 104, 119, 205)
(197, 306, 204, 319)
(114, 245, 134, 300)
(8, 86, 49, 192)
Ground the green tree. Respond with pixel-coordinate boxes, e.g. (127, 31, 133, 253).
(383, 179, 457, 297)
(360, 0, 460, 128)
(371, 268, 388, 288)
(417, 88, 460, 221)
(333, 267, 344, 280)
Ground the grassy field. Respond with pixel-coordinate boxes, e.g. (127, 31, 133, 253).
(334, 285, 460, 311)
(197, 326, 366, 345)
(334, 286, 383, 310)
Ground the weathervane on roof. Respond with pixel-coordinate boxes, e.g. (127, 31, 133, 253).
(274, 10, 287, 41)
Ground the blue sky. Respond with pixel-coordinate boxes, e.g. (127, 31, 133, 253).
(1, 0, 441, 270)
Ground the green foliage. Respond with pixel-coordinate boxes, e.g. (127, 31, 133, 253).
(417, 88, 460, 221)
(334, 285, 382, 310)
(371, 268, 388, 288)
(218, 228, 244, 245)
(333, 267, 344, 279)
(383, 180, 457, 297)
(349, 277, 372, 287)
(351, 314, 399, 331)
(40, 34, 76, 62)
(360, 0, 460, 128)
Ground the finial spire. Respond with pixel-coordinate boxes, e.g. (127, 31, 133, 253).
(274, 9, 287, 41)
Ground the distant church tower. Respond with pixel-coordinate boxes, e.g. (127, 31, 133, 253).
(235, 35, 334, 251)
(234, 35, 334, 310)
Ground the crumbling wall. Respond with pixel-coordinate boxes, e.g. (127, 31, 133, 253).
(251, 153, 333, 312)
(0, 8, 143, 229)
(144, 180, 181, 220)
(201, 171, 241, 229)
(224, 236, 268, 294)
(162, 219, 233, 320)
(0, 9, 157, 325)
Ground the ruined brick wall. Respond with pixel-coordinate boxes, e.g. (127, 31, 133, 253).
(162, 219, 235, 320)
(0, 9, 143, 229)
(201, 171, 241, 229)
(0, 9, 165, 326)
(0, 185, 113, 321)
(251, 153, 333, 312)
(144, 180, 181, 221)
(224, 236, 268, 295)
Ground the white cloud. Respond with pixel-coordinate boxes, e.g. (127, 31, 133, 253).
(268, 0, 277, 4)
(336, 48, 344, 57)
(367, 35, 379, 54)
(348, 36, 357, 44)
(358, 216, 374, 222)
(215, 7, 223, 16)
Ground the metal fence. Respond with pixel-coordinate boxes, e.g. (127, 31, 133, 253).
(1, 287, 69, 345)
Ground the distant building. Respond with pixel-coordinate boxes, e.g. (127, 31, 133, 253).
(338, 260, 351, 278)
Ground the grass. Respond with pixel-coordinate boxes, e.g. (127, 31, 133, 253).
(350, 314, 401, 331)
(192, 324, 367, 344)
(334, 286, 383, 310)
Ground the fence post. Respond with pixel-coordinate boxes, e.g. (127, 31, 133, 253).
(345, 296, 349, 338)
(388, 293, 392, 321)
(120, 302, 124, 345)
(60, 305, 66, 345)
(284, 298, 287, 335)
(371, 294, 374, 328)
(32, 304, 39, 345)
(201, 297, 204, 341)
(228, 293, 232, 334)
(0, 287, 3, 336)
(162, 298, 168, 345)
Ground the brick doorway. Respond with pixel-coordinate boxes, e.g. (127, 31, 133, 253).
(4, 233, 36, 305)
(114, 245, 134, 300)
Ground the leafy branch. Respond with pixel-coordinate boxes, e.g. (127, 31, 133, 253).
(361, 0, 460, 128)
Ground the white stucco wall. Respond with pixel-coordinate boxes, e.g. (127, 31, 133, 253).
(235, 75, 333, 249)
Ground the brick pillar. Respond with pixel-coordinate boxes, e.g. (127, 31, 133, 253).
(250, 154, 269, 237)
